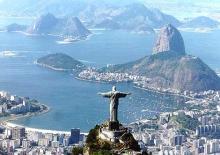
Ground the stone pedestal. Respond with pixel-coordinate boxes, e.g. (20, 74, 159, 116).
(108, 121, 119, 130)
(99, 129, 122, 143)
(99, 121, 128, 143)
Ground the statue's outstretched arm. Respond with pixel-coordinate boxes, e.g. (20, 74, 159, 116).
(98, 92, 112, 98)
(118, 92, 131, 98)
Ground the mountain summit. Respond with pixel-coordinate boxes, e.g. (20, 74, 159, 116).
(27, 13, 58, 34)
(153, 24, 185, 55)
(27, 13, 91, 38)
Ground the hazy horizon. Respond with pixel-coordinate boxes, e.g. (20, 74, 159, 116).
(0, 0, 219, 21)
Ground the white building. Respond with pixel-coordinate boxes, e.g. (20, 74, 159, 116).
(0, 91, 10, 99)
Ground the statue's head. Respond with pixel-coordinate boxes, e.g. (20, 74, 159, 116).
(112, 86, 116, 91)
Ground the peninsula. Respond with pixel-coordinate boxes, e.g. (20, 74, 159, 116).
(0, 91, 49, 120)
(78, 24, 220, 93)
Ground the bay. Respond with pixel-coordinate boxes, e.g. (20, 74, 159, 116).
(0, 27, 219, 132)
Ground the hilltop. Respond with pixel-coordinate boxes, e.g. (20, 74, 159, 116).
(37, 53, 86, 72)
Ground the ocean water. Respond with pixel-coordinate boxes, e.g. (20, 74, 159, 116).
(0, 22, 220, 132)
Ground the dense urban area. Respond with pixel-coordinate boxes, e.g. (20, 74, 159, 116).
(0, 89, 220, 154)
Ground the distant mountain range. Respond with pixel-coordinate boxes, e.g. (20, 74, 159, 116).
(1, 2, 219, 33)
(80, 3, 181, 32)
(181, 16, 220, 28)
(98, 24, 220, 92)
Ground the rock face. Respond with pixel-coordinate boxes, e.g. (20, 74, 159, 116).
(153, 24, 185, 55)
(60, 17, 91, 37)
(27, 13, 91, 38)
(27, 13, 58, 34)
(100, 25, 220, 92)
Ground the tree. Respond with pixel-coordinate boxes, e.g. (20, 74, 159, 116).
(72, 147, 83, 155)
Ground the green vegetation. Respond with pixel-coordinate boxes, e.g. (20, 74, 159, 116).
(99, 50, 220, 91)
(172, 114, 201, 131)
(72, 147, 83, 155)
(120, 133, 141, 151)
(37, 53, 85, 71)
(85, 125, 112, 154)
(92, 150, 113, 155)
(84, 124, 141, 154)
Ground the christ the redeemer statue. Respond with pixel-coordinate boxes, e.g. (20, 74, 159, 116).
(98, 86, 131, 123)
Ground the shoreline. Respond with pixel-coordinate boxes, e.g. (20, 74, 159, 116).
(133, 85, 195, 100)
(0, 101, 52, 130)
(74, 76, 112, 84)
(0, 101, 89, 135)
(2, 102, 50, 122)
(35, 61, 71, 72)
(75, 76, 195, 100)
(2, 121, 71, 135)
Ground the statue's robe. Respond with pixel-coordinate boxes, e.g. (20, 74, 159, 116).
(100, 91, 128, 122)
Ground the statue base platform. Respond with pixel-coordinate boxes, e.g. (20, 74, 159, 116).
(98, 121, 128, 143)
(108, 121, 119, 130)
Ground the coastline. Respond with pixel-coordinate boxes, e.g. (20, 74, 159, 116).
(74, 76, 112, 84)
(35, 61, 70, 72)
(133, 85, 195, 100)
(34, 54, 197, 101)
(0, 101, 89, 135)
(75, 76, 195, 100)
(2, 121, 88, 135)
(2, 121, 71, 135)
(1, 102, 50, 122)
(0, 102, 51, 130)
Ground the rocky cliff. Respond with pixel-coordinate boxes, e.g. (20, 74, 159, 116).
(153, 24, 185, 55)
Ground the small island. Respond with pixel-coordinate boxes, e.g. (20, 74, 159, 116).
(36, 53, 86, 72)
(5, 23, 27, 32)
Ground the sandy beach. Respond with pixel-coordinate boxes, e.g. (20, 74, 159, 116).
(3, 121, 71, 135)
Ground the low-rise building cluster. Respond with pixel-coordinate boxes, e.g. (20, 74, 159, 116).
(0, 91, 33, 115)
(127, 90, 220, 155)
(0, 125, 86, 155)
(78, 68, 150, 83)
